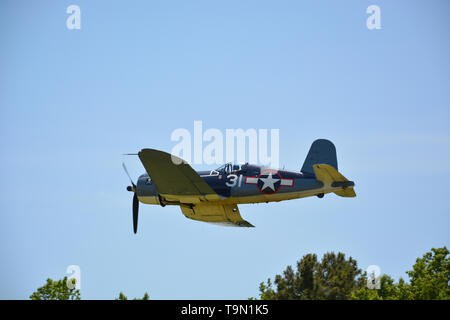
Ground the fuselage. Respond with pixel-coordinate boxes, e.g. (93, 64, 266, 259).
(136, 163, 340, 206)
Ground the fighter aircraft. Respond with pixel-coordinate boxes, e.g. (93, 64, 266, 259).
(122, 139, 355, 233)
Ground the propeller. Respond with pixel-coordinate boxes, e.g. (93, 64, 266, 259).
(122, 162, 139, 234)
(122, 162, 136, 189)
(132, 192, 139, 234)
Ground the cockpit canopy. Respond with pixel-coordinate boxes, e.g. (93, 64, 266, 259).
(210, 162, 260, 176)
(215, 163, 240, 174)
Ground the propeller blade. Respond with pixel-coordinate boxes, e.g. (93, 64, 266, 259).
(133, 192, 139, 234)
(122, 162, 136, 187)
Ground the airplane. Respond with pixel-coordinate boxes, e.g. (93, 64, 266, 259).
(122, 139, 356, 233)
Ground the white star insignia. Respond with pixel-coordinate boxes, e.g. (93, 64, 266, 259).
(259, 172, 280, 191)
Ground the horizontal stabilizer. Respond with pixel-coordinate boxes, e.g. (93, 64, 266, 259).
(334, 188, 356, 197)
(313, 164, 356, 198)
(313, 164, 347, 183)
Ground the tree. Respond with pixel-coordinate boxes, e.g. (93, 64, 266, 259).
(407, 246, 449, 300)
(116, 292, 150, 300)
(30, 277, 80, 300)
(350, 274, 412, 300)
(258, 252, 365, 300)
(315, 252, 364, 299)
(260, 246, 449, 300)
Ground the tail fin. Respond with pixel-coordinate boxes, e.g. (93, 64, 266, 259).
(301, 139, 338, 175)
(313, 164, 356, 198)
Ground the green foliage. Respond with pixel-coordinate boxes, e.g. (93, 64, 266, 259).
(31, 247, 448, 300)
(117, 292, 128, 300)
(30, 277, 80, 300)
(350, 275, 411, 300)
(259, 252, 365, 300)
(259, 247, 450, 300)
(407, 246, 449, 299)
(316, 252, 364, 299)
(29, 277, 150, 301)
(116, 292, 150, 300)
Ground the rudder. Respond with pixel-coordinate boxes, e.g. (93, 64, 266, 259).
(301, 139, 338, 174)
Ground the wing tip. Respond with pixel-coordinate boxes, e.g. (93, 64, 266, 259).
(236, 220, 255, 227)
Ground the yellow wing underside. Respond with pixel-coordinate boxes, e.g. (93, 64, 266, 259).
(180, 203, 254, 227)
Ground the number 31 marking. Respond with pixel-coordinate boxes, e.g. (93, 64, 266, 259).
(226, 174, 243, 187)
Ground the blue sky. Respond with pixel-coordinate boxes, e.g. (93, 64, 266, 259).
(1, 0, 449, 299)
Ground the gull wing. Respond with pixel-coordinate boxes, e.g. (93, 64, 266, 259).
(138, 149, 221, 203)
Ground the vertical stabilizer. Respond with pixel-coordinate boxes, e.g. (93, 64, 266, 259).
(301, 139, 338, 174)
